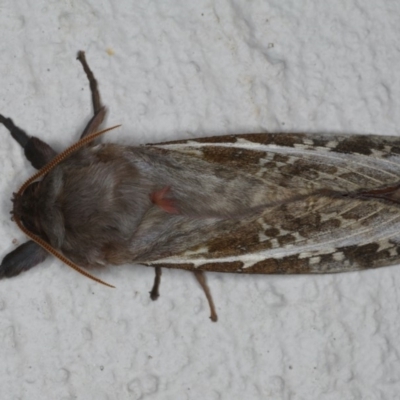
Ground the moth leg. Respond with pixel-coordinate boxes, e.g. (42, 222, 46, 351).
(193, 270, 218, 322)
(77, 50, 102, 114)
(76, 51, 106, 139)
(0, 114, 57, 169)
(0, 240, 48, 279)
(149, 266, 162, 300)
(79, 106, 107, 139)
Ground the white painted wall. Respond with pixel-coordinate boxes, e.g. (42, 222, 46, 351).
(0, 1, 399, 399)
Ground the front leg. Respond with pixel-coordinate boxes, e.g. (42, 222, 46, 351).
(0, 114, 56, 169)
(0, 241, 48, 278)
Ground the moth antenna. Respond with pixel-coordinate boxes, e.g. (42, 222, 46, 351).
(12, 125, 122, 288)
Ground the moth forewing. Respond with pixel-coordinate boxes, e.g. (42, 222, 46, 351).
(145, 133, 400, 275)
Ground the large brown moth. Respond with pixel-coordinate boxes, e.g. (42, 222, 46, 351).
(2, 51, 400, 322)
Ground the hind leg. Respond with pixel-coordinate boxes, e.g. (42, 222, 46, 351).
(76, 51, 106, 139)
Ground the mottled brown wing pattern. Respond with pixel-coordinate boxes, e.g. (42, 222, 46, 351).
(156, 133, 400, 191)
(146, 133, 400, 274)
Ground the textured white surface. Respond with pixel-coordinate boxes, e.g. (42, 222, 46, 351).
(1, 1, 400, 399)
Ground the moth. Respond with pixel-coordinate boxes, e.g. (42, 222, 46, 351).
(2, 52, 400, 322)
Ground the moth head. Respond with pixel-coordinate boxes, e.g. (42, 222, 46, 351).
(12, 181, 44, 237)
(12, 125, 120, 240)
(8, 125, 121, 289)
(13, 169, 65, 249)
